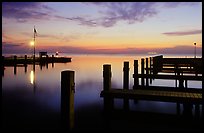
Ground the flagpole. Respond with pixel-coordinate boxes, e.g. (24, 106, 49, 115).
(34, 26, 36, 62)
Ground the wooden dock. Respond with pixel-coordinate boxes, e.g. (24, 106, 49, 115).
(2, 55, 71, 66)
(100, 56, 202, 116)
(101, 88, 202, 104)
(151, 55, 202, 74)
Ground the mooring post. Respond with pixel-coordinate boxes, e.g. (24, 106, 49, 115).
(14, 55, 17, 75)
(177, 102, 180, 115)
(61, 70, 75, 130)
(2, 56, 4, 76)
(185, 79, 188, 88)
(24, 55, 27, 65)
(175, 64, 178, 87)
(123, 61, 129, 90)
(123, 61, 129, 110)
(14, 55, 17, 65)
(133, 60, 138, 89)
(195, 104, 200, 119)
(146, 58, 149, 86)
(141, 58, 145, 86)
(178, 70, 184, 89)
(149, 57, 152, 84)
(33, 55, 35, 63)
(183, 103, 193, 118)
(2, 56, 4, 66)
(103, 64, 113, 112)
(24, 55, 27, 73)
(52, 55, 54, 68)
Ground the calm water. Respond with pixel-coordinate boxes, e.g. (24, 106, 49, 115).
(2, 53, 202, 130)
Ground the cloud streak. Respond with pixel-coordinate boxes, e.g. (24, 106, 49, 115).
(163, 29, 202, 36)
(65, 2, 199, 28)
(66, 2, 158, 27)
(2, 2, 200, 27)
(2, 2, 54, 22)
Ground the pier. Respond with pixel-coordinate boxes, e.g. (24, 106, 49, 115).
(100, 55, 202, 117)
(2, 55, 71, 66)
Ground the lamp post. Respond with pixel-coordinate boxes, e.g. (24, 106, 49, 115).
(30, 40, 35, 60)
(194, 42, 196, 58)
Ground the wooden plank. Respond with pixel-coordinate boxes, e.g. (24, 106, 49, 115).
(100, 89, 202, 104)
(135, 85, 202, 93)
(137, 74, 202, 81)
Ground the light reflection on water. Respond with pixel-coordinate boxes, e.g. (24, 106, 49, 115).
(30, 70, 34, 84)
(2, 54, 202, 114)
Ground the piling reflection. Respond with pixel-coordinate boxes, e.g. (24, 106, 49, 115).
(30, 64, 36, 93)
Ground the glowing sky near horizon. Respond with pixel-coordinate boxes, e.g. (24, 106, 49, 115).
(2, 2, 202, 54)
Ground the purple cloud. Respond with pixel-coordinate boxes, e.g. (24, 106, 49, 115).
(2, 2, 54, 22)
(66, 2, 199, 28)
(66, 17, 97, 27)
(2, 42, 21, 47)
(66, 2, 157, 28)
(163, 29, 202, 36)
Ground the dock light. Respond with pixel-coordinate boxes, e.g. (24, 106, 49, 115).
(30, 41, 34, 46)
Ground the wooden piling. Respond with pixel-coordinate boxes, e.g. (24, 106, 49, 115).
(195, 104, 200, 119)
(2, 56, 4, 67)
(52, 55, 54, 61)
(146, 58, 149, 86)
(24, 55, 27, 73)
(133, 60, 138, 89)
(33, 55, 35, 63)
(52, 55, 54, 68)
(103, 65, 111, 91)
(149, 57, 152, 84)
(183, 103, 193, 118)
(103, 64, 113, 112)
(24, 55, 27, 65)
(46, 62, 48, 69)
(46, 55, 49, 62)
(141, 58, 145, 86)
(61, 70, 75, 130)
(177, 102, 180, 115)
(123, 62, 129, 110)
(123, 61, 129, 90)
(178, 70, 184, 89)
(2, 56, 4, 76)
(14, 56, 17, 75)
(14, 55, 17, 65)
(175, 64, 178, 87)
(185, 79, 187, 88)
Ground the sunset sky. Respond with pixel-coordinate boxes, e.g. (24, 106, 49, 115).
(2, 2, 202, 54)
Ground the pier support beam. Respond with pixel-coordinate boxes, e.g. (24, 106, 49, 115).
(195, 104, 200, 119)
(61, 70, 75, 130)
(123, 61, 129, 110)
(24, 55, 27, 73)
(14, 55, 17, 75)
(103, 65, 113, 112)
(146, 58, 149, 86)
(149, 57, 153, 84)
(2, 56, 5, 76)
(141, 58, 145, 86)
(52, 55, 54, 68)
(133, 60, 138, 89)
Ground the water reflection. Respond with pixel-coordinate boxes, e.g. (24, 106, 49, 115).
(30, 70, 34, 84)
(2, 54, 202, 131)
